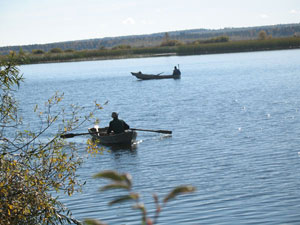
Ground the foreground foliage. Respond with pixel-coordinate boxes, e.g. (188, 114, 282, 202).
(0, 54, 103, 224)
(0, 53, 194, 225)
(85, 171, 196, 225)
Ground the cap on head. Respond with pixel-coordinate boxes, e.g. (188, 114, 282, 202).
(111, 112, 118, 118)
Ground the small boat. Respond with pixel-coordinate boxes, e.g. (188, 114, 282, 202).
(131, 72, 181, 80)
(88, 127, 137, 145)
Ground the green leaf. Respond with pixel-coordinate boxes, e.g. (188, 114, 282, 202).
(109, 193, 139, 205)
(34, 104, 38, 112)
(84, 218, 107, 225)
(100, 183, 130, 191)
(94, 171, 132, 188)
(163, 185, 196, 203)
(93, 170, 124, 182)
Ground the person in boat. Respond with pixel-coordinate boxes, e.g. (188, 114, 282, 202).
(173, 66, 181, 75)
(107, 112, 130, 134)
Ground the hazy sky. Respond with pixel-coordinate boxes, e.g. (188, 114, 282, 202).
(0, 0, 299, 47)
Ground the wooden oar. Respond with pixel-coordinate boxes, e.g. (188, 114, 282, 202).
(60, 127, 108, 139)
(157, 72, 164, 75)
(60, 128, 172, 138)
(130, 128, 172, 134)
(60, 132, 94, 139)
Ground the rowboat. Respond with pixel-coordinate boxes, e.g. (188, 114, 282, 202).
(131, 72, 181, 80)
(88, 127, 137, 145)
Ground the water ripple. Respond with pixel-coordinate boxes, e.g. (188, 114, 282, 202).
(17, 50, 300, 224)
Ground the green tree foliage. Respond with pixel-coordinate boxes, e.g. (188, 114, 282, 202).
(50, 48, 63, 53)
(0, 54, 104, 224)
(177, 37, 300, 55)
(160, 39, 183, 47)
(1, 24, 300, 55)
(2, 37, 299, 65)
(86, 170, 196, 225)
(32, 49, 45, 54)
(193, 36, 229, 44)
(160, 32, 184, 47)
(112, 45, 131, 50)
(18, 47, 25, 56)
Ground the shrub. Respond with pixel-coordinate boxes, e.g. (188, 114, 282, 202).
(0, 54, 104, 224)
(112, 45, 131, 50)
(160, 39, 183, 47)
(193, 36, 229, 44)
(50, 48, 63, 53)
(32, 49, 45, 54)
(258, 30, 267, 40)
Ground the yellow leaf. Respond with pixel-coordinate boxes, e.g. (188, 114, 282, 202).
(24, 207, 31, 214)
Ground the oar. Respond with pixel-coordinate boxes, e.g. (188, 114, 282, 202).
(60, 127, 108, 139)
(60, 132, 94, 139)
(157, 72, 164, 75)
(60, 127, 172, 138)
(130, 128, 172, 134)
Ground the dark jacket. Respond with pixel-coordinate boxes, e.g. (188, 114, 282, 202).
(107, 118, 130, 134)
(173, 68, 181, 75)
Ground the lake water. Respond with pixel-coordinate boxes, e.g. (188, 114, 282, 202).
(18, 49, 300, 224)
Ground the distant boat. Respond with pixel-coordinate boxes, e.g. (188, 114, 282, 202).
(88, 127, 137, 145)
(131, 71, 181, 80)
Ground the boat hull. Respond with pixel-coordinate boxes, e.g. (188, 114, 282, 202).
(88, 128, 137, 145)
(131, 72, 180, 80)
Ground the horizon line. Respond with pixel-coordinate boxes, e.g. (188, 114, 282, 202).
(1, 22, 299, 48)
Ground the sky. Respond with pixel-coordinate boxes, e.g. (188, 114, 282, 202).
(0, 0, 300, 47)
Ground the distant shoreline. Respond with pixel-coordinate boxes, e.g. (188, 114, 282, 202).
(22, 53, 178, 65)
(2, 37, 300, 65)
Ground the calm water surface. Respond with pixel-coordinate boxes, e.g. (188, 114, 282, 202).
(18, 50, 300, 224)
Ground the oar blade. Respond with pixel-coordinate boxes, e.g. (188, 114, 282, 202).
(158, 130, 172, 134)
(130, 128, 172, 134)
(60, 133, 76, 139)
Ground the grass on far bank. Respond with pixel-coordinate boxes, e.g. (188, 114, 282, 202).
(1, 37, 300, 65)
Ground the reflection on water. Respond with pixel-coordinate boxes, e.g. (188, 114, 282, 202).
(159, 134, 172, 139)
(110, 147, 138, 161)
(106, 142, 138, 151)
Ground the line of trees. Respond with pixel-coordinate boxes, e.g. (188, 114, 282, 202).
(1, 23, 300, 55)
(177, 37, 300, 55)
(1, 35, 300, 65)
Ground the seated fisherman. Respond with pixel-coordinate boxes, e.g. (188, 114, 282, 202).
(173, 66, 181, 75)
(107, 112, 130, 134)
